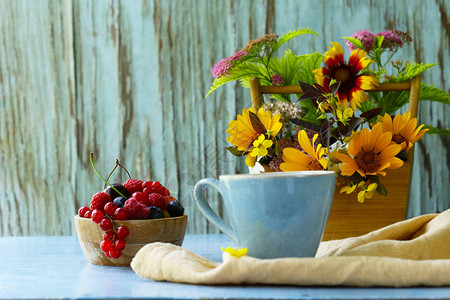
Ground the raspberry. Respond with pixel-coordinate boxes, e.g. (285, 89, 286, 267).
(132, 192, 151, 206)
(123, 178, 144, 195)
(123, 198, 149, 219)
(90, 192, 111, 212)
(148, 193, 167, 210)
(143, 181, 170, 196)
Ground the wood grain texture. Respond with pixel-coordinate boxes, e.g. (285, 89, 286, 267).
(0, 0, 448, 236)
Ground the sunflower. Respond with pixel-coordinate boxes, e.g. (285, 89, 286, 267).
(313, 42, 379, 111)
(333, 124, 404, 177)
(280, 130, 328, 171)
(226, 107, 282, 151)
(377, 111, 428, 153)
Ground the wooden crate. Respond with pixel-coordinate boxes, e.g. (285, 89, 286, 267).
(322, 162, 410, 240)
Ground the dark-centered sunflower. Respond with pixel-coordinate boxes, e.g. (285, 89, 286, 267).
(313, 42, 379, 110)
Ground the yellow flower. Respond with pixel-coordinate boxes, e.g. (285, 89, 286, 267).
(250, 134, 273, 158)
(313, 42, 379, 111)
(221, 247, 248, 258)
(340, 183, 357, 194)
(377, 111, 428, 153)
(336, 107, 354, 124)
(280, 130, 328, 171)
(333, 124, 404, 177)
(357, 182, 378, 203)
(226, 107, 282, 151)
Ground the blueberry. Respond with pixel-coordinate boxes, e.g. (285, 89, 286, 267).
(167, 200, 184, 217)
(113, 196, 126, 208)
(148, 206, 165, 219)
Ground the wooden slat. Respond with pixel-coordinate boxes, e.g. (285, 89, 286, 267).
(0, 0, 447, 236)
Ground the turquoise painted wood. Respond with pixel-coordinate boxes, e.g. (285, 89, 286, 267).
(2, 235, 450, 299)
(0, 0, 448, 236)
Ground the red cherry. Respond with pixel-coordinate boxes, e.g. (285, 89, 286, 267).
(114, 208, 127, 220)
(116, 226, 129, 238)
(78, 206, 90, 217)
(100, 240, 113, 252)
(100, 218, 113, 231)
(114, 238, 126, 250)
(109, 248, 122, 259)
(103, 231, 115, 241)
(91, 209, 104, 223)
(104, 202, 117, 216)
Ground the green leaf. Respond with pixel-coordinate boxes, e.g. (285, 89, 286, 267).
(376, 182, 388, 196)
(389, 62, 437, 82)
(422, 125, 450, 136)
(268, 50, 308, 85)
(342, 37, 364, 50)
(293, 52, 324, 85)
(270, 28, 319, 54)
(419, 83, 450, 105)
(205, 62, 263, 97)
(226, 146, 248, 157)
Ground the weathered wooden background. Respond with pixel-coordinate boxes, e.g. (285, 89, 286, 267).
(0, 0, 448, 236)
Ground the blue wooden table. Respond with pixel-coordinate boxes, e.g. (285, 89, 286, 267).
(1, 234, 450, 299)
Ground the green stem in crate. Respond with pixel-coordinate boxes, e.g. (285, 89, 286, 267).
(90, 153, 127, 199)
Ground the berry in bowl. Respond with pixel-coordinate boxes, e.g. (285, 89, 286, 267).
(74, 154, 187, 266)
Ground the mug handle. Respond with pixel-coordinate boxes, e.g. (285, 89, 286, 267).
(193, 178, 237, 243)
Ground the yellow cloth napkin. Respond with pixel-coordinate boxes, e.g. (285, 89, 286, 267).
(131, 209, 450, 287)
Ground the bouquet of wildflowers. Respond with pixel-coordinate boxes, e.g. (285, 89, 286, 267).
(208, 28, 449, 202)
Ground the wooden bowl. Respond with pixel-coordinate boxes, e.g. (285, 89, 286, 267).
(74, 214, 187, 266)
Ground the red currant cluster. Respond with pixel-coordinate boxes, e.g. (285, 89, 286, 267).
(77, 155, 185, 259)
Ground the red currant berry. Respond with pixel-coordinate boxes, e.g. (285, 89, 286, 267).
(104, 202, 117, 216)
(84, 210, 92, 218)
(100, 218, 113, 231)
(105, 250, 112, 258)
(78, 206, 90, 217)
(143, 187, 151, 195)
(100, 240, 113, 252)
(114, 208, 127, 220)
(114, 238, 126, 250)
(91, 209, 104, 223)
(109, 248, 122, 259)
(116, 226, 129, 238)
(103, 231, 115, 241)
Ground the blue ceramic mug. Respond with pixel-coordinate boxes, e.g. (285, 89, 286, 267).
(193, 171, 336, 259)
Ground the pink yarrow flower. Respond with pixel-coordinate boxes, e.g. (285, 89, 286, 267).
(377, 30, 405, 51)
(211, 50, 248, 79)
(271, 74, 284, 85)
(346, 30, 375, 51)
